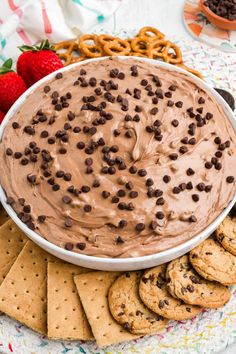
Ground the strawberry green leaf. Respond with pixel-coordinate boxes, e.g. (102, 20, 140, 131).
(0, 58, 14, 74)
(18, 39, 55, 53)
(3, 58, 13, 69)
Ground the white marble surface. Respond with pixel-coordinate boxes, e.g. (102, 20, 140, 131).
(91, 1, 235, 353)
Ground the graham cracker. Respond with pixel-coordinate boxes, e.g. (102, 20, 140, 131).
(0, 240, 56, 334)
(47, 262, 94, 340)
(0, 207, 9, 226)
(0, 220, 27, 285)
(74, 271, 138, 347)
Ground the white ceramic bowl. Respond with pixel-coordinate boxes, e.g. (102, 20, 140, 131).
(0, 56, 235, 271)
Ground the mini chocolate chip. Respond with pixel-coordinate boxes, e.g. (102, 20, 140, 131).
(18, 198, 25, 206)
(125, 181, 134, 190)
(81, 185, 90, 193)
(64, 173, 72, 181)
(215, 151, 222, 158)
(118, 202, 127, 210)
(175, 101, 183, 108)
(102, 190, 110, 199)
(59, 147, 67, 154)
(84, 204, 92, 212)
(173, 187, 181, 194)
(206, 112, 213, 120)
(77, 141, 85, 149)
(179, 146, 188, 154)
(198, 97, 205, 104)
(135, 105, 142, 112)
(197, 183, 205, 191)
(129, 191, 138, 198)
(110, 145, 119, 153)
(21, 158, 29, 165)
(219, 143, 226, 151)
(6, 148, 13, 156)
(133, 114, 140, 122)
(14, 152, 22, 159)
(150, 107, 158, 115)
(135, 223, 145, 231)
(126, 202, 135, 211)
(186, 181, 193, 190)
(186, 168, 195, 176)
(205, 185, 212, 192)
(76, 242, 86, 250)
(154, 189, 163, 197)
(65, 218, 73, 228)
(188, 138, 196, 145)
(24, 126, 35, 135)
(226, 176, 234, 183)
(171, 119, 179, 127)
(40, 130, 49, 138)
(55, 72, 63, 79)
(38, 215, 46, 223)
(12, 122, 20, 129)
(179, 183, 187, 191)
(129, 166, 137, 174)
(48, 137, 55, 144)
(119, 219, 127, 228)
(125, 130, 132, 138)
(156, 211, 164, 219)
(117, 189, 126, 197)
(146, 178, 154, 186)
(138, 169, 147, 177)
(169, 153, 178, 160)
(156, 197, 165, 205)
(205, 162, 213, 169)
(111, 196, 119, 203)
(116, 236, 125, 244)
(52, 184, 60, 191)
(165, 91, 172, 98)
(163, 175, 171, 183)
(187, 284, 194, 293)
(108, 166, 116, 175)
(215, 162, 222, 171)
(92, 179, 100, 188)
(62, 195, 72, 204)
(192, 194, 199, 202)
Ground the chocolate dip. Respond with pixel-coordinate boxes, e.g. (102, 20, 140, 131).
(0, 58, 235, 257)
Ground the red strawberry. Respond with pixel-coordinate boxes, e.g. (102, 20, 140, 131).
(0, 59, 27, 113)
(0, 110, 5, 123)
(17, 39, 63, 87)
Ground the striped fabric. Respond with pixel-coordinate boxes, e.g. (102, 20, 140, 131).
(0, 0, 121, 64)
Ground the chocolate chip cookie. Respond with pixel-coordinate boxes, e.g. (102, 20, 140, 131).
(108, 271, 168, 335)
(189, 238, 236, 285)
(139, 265, 202, 320)
(166, 255, 230, 308)
(216, 216, 236, 256)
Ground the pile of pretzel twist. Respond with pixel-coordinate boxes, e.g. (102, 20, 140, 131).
(53, 27, 202, 79)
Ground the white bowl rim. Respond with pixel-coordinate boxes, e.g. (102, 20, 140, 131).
(0, 55, 235, 266)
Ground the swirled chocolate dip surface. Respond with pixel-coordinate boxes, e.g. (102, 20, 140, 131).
(0, 58, 236, 257)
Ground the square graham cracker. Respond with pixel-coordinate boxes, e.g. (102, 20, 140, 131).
(0, 220, 28, 285)
(47, 261, 93, 340)
(0, 240, 56, 334)
(74, 271, 138, 347)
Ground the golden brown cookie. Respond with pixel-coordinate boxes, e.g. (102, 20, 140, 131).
(139, 265, 202, 320)
(108, 271, 168, 335)
(189, 238, 236, 285)
(166, 255, 230, 309)
(216, 216, 236, 256)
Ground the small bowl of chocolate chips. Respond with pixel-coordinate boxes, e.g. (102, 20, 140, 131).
(200, 0, 236, 31)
